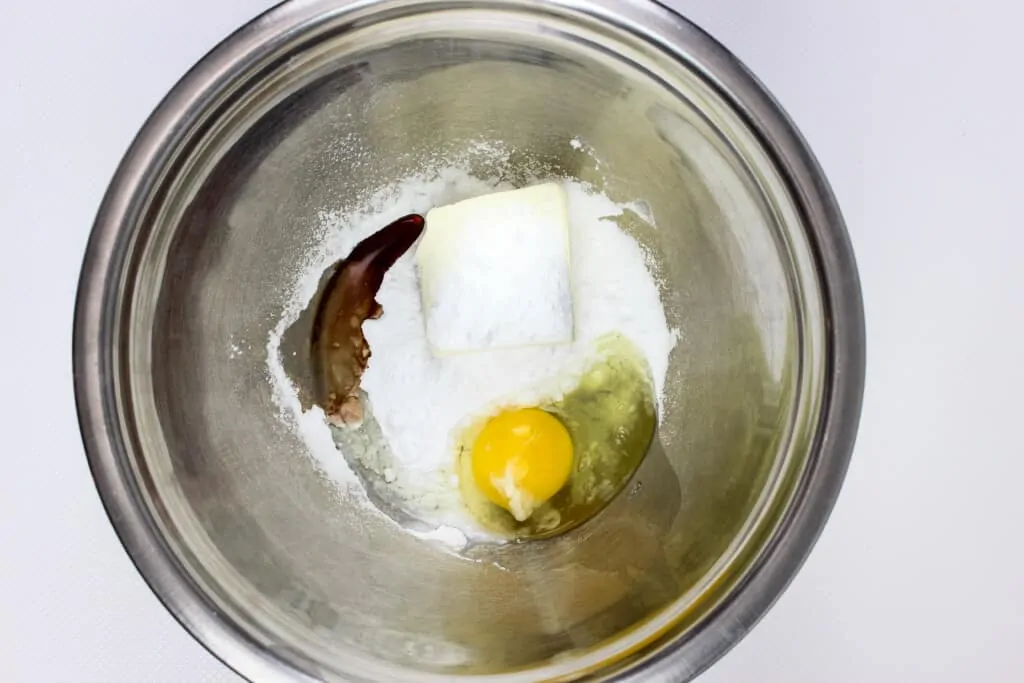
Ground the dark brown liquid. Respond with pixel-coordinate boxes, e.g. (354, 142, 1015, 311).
(309, 214, 425, 426)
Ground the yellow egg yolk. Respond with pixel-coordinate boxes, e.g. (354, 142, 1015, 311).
(471, 408, 574, 521)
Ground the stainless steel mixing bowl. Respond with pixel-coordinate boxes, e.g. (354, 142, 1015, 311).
(74, 1, 865, 680)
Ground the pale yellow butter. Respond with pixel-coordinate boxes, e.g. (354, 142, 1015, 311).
(416, 183, 574, 356)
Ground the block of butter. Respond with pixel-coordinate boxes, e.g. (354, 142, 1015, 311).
(416, 183, 574, 355)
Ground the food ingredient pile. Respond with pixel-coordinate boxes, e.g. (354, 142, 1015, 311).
(267, 165, 678, 546)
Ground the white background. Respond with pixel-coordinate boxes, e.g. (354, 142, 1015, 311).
(1, 0, 1021, 681)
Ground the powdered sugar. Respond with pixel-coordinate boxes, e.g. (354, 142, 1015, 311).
(266, 167, 677, 537)
(359, 179, 675, 512)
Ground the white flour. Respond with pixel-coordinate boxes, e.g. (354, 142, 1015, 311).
(266, 167, 678, 534)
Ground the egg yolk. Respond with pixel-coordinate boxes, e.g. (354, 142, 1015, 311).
(471, 408, 574, 521)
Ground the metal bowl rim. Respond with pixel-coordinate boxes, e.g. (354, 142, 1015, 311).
(72, 1, 866, 681)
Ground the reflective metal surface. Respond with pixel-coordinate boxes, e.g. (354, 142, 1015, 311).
(74, 0, 865, 681)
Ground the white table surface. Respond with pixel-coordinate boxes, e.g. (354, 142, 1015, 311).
(2, 0, 1022, 681)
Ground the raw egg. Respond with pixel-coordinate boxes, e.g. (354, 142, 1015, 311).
(456, 333, 657, 540)
(471, 408, 574, 521)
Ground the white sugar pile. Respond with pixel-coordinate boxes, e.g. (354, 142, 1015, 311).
(266, 167, 678, 534)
